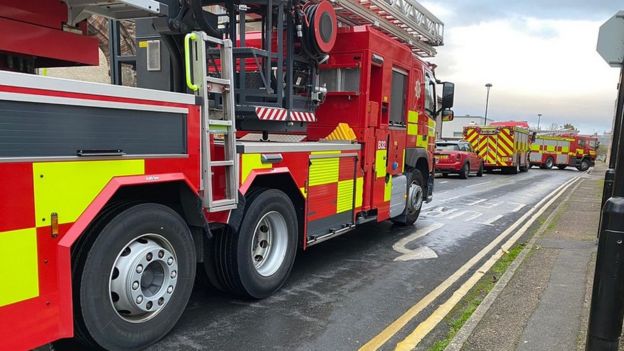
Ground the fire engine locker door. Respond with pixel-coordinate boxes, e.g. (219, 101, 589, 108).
(306, 154, 358, 241)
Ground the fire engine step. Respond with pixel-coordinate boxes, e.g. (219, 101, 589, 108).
(307, 225, 356, 247)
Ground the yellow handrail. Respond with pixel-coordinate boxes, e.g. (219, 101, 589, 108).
(184, 32, 199, 92)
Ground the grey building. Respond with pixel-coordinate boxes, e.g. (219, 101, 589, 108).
(441, 115, 491, 140)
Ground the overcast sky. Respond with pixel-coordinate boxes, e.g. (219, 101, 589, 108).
(423, 0, 622, 134)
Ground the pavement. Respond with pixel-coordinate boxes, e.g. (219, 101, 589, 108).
(445, 164, 604, 351)
(152, 167, 580, 350)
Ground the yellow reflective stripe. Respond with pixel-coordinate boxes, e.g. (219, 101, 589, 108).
(376, 149, 387, 178)
(33, 160, 144, 227)
(402, 149, 406, 173)
(356, 177, 364, 208)
(325, 123, 358, 141)
(408, 110, 418, 123)
(0, 228, 39, 307)
(530, 144, 540, 151)
(547, 145, 556, 152)
(241, 153, 273, 185)
(384, 176, 392, 202)
(299, 187, 307, 199)
(309, 151, 340, 186)
(337, 179, 355, 213)
(407, 123, 418, 136)
(416, 135, 428, 148)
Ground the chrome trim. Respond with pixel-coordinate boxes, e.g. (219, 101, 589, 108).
(309, 153, 359, 160)
(0, 154, 188, 163)
(238, 141, 361, 153)
(0, 71, 196, 105)
(0, 92, 188, 114)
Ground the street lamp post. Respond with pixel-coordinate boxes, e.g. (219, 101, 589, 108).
(484, 83, 493, 125)
(537, 113, 542, 131)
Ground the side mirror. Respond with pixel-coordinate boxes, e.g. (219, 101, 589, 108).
(442, 109, 454, 122)
(442, 82, 455, 109)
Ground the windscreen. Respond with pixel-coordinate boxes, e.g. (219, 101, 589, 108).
(436, 143, 460, 151)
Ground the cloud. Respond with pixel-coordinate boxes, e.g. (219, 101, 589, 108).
(423, 3, 621, 134)
(423, 0, 621, 25)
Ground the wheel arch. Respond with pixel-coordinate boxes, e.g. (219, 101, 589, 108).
(57, 174, 206, 334)
(405, 148, 432, 199)
(230, 171, 306, 249)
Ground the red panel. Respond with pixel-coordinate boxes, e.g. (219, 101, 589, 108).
(307, 183, 337, 221)
(0, 163, 35, 232)
(0, 223, 73, 351)
(0, 0, 68, 29)
(0, 17, 98, 67)
(338, 155, 356, 181)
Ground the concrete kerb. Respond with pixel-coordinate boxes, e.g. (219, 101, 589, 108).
(444, 176, 585, 351)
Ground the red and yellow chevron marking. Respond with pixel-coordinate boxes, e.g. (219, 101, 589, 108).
(466, 127, 516, 167)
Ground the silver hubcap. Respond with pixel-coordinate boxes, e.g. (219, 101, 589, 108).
(109, 234, 178, 323)
(407, 182, 424, 214)
(251, 211, 288, 277)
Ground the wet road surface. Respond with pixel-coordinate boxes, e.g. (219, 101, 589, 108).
(153, 168, 580, 351)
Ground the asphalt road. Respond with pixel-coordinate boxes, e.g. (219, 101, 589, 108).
(153, 167, 580, 351)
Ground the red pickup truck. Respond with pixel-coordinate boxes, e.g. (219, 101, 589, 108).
(435, 141, 484, 179)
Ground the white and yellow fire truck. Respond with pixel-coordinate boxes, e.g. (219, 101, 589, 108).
(464, 121, 531, 174)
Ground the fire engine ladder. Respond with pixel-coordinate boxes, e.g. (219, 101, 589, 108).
(63, 0, 167, 25)
(185, 32, 239, 212)
(330, 0, 444, 57)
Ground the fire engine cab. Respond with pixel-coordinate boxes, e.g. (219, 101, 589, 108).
(0, 0, 454, 349)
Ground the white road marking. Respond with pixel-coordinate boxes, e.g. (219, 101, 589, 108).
(421, 207, 459, 218)
(446, 210, 483, 221)
(509, 202, 526, 212)
(467, 199, 487, 205)
(481, 214, 503, 226)
(439, 181, 449, 184)
(393, 222, 444, 261)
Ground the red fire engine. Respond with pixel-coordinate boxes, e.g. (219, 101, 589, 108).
(0, 0, 454, 349)
(529, 132, 598, 171)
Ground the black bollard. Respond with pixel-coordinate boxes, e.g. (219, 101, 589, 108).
(587, 197, 624, 350)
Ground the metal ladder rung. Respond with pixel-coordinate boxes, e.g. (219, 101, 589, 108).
(209, 119, 233, 126)
(206, 76, 232, 86)
(211, 160, 235, 167)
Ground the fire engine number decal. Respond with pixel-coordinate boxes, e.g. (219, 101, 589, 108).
(377, 140, 387, 150)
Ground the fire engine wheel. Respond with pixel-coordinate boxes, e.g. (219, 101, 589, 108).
(214, 189, 298, 299)
(578, 159, 591, 172)
(477, 162, 484, 177)
(70, 203, 196, 350)
(544, 157, 554, 169)
(391, 169, 425, 226)
(459, 163, 470, 179)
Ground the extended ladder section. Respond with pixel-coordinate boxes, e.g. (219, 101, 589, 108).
(63, 0, 167, 25)
(331, 0, 444, 57)
(186, 32, 239, 212)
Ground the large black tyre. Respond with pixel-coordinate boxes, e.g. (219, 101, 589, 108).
(67, 203, 196, 351)
(544, 157, 554, 169)
(391, 169, 425, 226)
(577, 158, 591, 172)
(213, 189, 298, 299)
(459, 162, 470, 179)
(477, 162, 484, 177)
(557, 165, 567, 170)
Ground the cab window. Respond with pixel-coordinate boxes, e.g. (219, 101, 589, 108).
(424, 73, 436, 115)
(390, 69, 408, 125)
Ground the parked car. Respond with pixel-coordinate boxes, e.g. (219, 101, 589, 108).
(435, 141, 484, 179)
